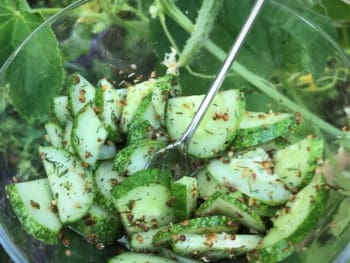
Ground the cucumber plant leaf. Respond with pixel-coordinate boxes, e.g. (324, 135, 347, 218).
(0, 0, 64, 121)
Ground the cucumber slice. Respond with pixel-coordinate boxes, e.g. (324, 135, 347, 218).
(39, 146, 95, 223)
(53, 96, 70, 125)
(94, 161, 125, 209)
(207, 149, 291, 205)
(130, 228, 162, 252)
(250, 201, 278, 218)
(233, 111, 299, 149)
(132, 93, 161, 130)
(197, 191, 265, 232)
(261, 174, 328, 248)
(195, 168, 229, 199)
(171, 176, 198, 221)
(152, 216, 239, 247)
(151, 75, 181, 125)
(160, 248, 201, 263)
(108, 252, 177, 263)
(172, 233, 262, 260)
(97, 79, 126, 139)
(72, 104, 108, 167)
(274, 136, 324, 189)
(120, 79, 156, 133)
(5, 178, 62, 244)
(69, 204, 122, 244)
(44, 122, 63, 148)
(62, 120, 74, 153)
(68, 73, 96, 115)
(166, 89, 245, 158)
(111, 169, 175, 234)
(114, 140, 166, 176)
(248, 239, 295, 263)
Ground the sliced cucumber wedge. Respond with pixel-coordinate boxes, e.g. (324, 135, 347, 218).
(261, 174, 328, 248)
(171, 176, 198, 221)
(197, 191, 265, 232)
(52, 96, 70, 125)
(69, 204, 122, 244)
(160, 248, 201, 263)
(130, 227, 163, 252)
(94, 160, 125, 209)
(233, 111, 299, 149)
(152, 216, 239, 247)
(39, 146, 95, 223)
(172, 233, 262, 260)
(120, 79, 156, 133)
(68, 73, 96, 115)
(195, 168, 229, 199)
(62, 119, 74, 153)
(111, 169, 175, 234)
(6, 178, 62, 244)
(152, 75, 181, 125)
(207, 149, 291, 206)
(166, 89, 245, 158)
(114, 139, 165, 176)
(108, 252, 177, 263)
(72, 104, 108, 167)
(97, 78, 126, 139)
(274, 136, 324, 189)
(44, 122, 63, 148)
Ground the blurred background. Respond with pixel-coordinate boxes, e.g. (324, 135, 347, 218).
(0, 0, 349, 262)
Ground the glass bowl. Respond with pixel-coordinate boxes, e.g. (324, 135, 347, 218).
(0, 0, 349, 262)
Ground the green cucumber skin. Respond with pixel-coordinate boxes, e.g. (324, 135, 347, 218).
(152, 215, 239, 247)
(248, 239, 295, 263)
(113, 140, 165, 176)
(197, 191, 265, 232)
(171, 176, 198, 221)
(69, 204, 122, 244)
(279, 175, 328, 244)
(127, 120, 156, 144)
(274, 137, 324, 189)
(151, 75, 182, 125)
(108, 252, 177, 263)
(111, 169, 172, 201)
(233, 112, 298, 149)
(257, 175, 328, 263)
(93, 191, 116, 213)
(6, 182, 62, 245)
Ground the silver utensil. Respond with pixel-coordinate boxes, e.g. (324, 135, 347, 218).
(146, 0, 266, 178)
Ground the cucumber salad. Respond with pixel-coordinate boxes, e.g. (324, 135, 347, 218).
(5, 71, 330, 263)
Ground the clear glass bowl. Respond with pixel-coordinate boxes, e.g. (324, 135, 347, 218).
(0, 0, 349, 262)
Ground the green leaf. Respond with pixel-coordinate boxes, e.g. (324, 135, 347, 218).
(0, 1, 64, 120)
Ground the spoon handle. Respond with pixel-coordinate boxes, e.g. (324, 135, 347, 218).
(180, 0, 266, 144)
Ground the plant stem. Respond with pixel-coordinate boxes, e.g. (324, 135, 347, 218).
(158, 0, 344, 138)
(33, 8, 63, 16)
(178, 0, 223, 67)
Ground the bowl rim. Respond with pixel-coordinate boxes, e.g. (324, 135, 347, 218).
(0, 1, 349, 262)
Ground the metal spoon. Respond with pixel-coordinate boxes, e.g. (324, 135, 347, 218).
(146, 0, 266, 178)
